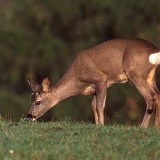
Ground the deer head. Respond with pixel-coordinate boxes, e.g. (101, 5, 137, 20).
(27, 77, 53, 121)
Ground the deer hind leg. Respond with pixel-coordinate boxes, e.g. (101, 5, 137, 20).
(154, 95, 160, 128)
(128, 74, 156, 128)
(151, 91, 160, 128)
(135, 81, 155, 128)
(146, 73, 160, 128)
(141, 96, 155, 128)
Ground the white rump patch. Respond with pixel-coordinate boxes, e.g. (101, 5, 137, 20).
(149, 52, 160, 65)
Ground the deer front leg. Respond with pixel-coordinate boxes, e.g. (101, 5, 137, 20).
(95, 81, 107, 125)
(92, 95, 98, 125)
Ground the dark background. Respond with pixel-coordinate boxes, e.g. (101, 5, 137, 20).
(0, 0, 160, 125)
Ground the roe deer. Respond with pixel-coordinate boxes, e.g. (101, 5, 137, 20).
(27, 38, 160, 128)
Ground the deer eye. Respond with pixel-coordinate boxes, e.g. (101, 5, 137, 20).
(36, 101, 41, 106)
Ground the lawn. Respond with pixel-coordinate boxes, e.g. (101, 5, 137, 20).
(0, 119, 160, 160)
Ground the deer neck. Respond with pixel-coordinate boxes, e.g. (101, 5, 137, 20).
(50, 75, 79, 107)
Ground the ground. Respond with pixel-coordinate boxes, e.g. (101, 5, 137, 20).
(0, 119, 160, 160)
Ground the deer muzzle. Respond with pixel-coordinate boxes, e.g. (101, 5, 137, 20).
(26, 114, 37, 121)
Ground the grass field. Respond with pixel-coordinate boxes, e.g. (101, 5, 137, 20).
(0, 119, 160, 160)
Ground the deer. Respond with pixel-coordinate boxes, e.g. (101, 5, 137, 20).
(27, 38, 160, 128)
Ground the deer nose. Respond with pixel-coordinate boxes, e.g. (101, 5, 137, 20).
(27, 114, 36, 119)
(27, 114, 33, 119)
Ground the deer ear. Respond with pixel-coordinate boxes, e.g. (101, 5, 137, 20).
(28, 78, 41, 92)
(42, 77, 52, 93)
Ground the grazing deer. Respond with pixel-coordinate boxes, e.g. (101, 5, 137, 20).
(27, 38, 160, 128)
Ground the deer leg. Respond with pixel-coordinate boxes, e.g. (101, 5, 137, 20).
(130, 78, 156, 128)
(91, 95, 98, 125)
(95, 81, 107, 125)
(138, 89, 155, 128)
(154, 95, 160, 128)
(141, 105, 153, 128)
(149, 85, 160, 128)
(146, 75, 160, 128)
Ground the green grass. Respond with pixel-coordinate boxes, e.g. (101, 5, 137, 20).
(0, 119, 160, 160)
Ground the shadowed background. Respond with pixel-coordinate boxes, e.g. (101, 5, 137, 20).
(0, 0, 160, 125)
